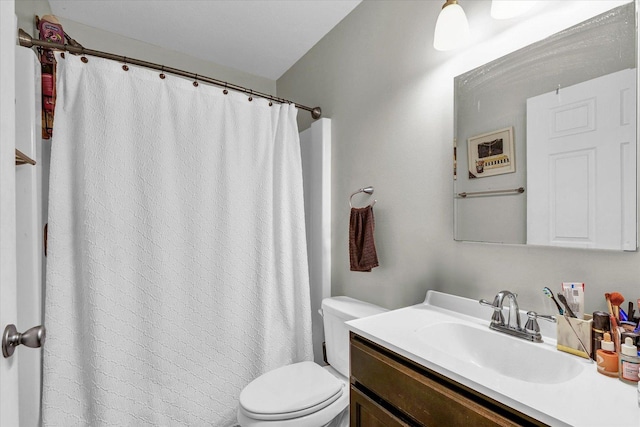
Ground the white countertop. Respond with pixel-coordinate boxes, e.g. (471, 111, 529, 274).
(346, 291, 640, 427)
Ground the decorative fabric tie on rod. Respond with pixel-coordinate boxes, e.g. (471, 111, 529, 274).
(17, 29, 322, 120)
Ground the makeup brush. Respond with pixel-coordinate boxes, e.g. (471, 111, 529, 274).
(610, 292, 625, 321)
(605, 293, 614, 317)
(610, 314, 621, 351)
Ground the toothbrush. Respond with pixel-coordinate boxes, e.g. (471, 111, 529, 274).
(542, 287, 564, 315)
(558, 294, 577, 318)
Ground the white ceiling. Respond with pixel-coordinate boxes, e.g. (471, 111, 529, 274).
(48, 0, 362, 80)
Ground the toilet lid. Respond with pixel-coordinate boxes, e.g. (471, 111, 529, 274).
(239, 361, 344, 421)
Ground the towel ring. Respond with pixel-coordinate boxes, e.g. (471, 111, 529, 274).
(349, 186, 377, 208)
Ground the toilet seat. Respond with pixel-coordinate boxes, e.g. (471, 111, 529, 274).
(239, 361, 343, 421)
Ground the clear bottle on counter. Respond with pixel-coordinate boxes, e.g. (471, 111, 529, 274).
(619, 337, 640, 385)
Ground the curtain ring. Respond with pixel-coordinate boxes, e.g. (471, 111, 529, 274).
(122, 56, 129, 71)
(223, 83, 228, 95)
(193, 74, 199, 87)
(159, 65, 166, 80)
(248, 89, 253, 102)
(80, 48, 88, 63)
(268, 101, 273, 107)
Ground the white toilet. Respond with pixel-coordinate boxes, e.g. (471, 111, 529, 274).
(237, 296, 386, 427)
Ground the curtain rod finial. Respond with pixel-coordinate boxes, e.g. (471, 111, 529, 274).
(311, 107, 322, 120)
(18, 29, 34, 48)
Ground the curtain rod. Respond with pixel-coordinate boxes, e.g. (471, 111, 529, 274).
(17, 29, 322, 120)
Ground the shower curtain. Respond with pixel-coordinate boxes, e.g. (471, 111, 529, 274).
(41, 53, 313, 426)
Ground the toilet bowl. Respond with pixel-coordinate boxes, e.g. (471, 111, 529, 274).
(237, 297, 386, 427)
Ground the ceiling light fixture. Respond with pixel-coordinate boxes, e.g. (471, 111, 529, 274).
(433, 0, 470, 51)
(491, 0, 537, 20)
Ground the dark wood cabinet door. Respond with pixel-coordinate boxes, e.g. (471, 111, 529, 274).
(350, 385, 409, 427)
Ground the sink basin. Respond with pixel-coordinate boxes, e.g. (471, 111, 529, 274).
(416, 322, 584, 384)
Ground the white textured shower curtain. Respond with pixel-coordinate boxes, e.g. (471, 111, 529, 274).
(42, 53, 313, 426)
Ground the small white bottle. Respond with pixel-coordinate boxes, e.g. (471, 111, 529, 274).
(619, 337, 640, 385)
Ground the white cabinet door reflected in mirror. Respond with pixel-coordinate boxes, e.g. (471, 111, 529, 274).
(526, 69, 636, 250)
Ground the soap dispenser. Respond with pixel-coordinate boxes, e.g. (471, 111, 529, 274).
(596, 332, 618, 377)
(619, 337, 640, 384)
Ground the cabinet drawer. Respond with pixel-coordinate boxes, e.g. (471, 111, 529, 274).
(350, 333, 541, 427)
(350, 385, 409, 427)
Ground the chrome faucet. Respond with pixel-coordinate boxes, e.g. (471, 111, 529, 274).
(496, 290, 521, 329)
(480, 290, 556, 343)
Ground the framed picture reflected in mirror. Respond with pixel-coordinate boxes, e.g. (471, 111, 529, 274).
(467, 127, 515, 179)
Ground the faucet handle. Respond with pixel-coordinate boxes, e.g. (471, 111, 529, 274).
(479, 299, 505, 325)
(524, 311, 556, 338)
(479, 299, 499, 309)
(527, 311, 556, 323)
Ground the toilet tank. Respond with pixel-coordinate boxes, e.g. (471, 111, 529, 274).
(321, 297, 386, 377)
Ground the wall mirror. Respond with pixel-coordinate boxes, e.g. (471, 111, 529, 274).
(454, 2, 637, 251)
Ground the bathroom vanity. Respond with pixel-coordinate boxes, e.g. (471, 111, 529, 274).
(350, 333, 543, 426)
(347, 291, 640, 427)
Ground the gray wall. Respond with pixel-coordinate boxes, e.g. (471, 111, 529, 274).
(16, 0, 275, 95)
(16, 0, 51, 36)
(277, 0, 640, 314)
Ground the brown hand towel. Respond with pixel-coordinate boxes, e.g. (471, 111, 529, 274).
(349, 205, 379, 272)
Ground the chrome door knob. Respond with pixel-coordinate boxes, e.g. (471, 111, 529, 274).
(2, 324, 46, 358)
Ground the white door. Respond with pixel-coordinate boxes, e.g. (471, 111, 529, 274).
(1, 1, 21, 426)
(527, 68, 637, 250)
